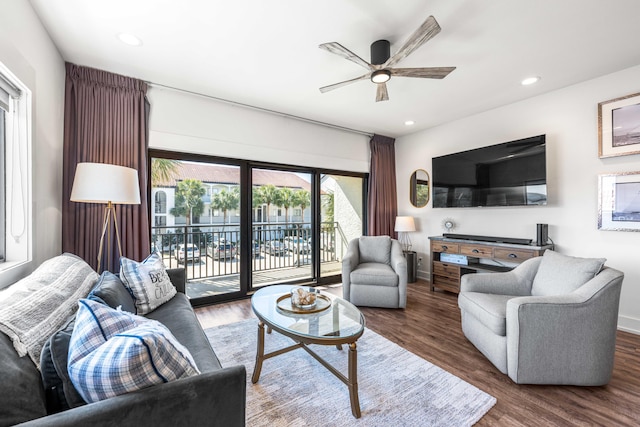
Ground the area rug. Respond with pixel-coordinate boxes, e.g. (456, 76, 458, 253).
(205, 319, 496, 426)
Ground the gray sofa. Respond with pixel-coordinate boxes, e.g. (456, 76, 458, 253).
(2, 267, 246, 426)
(342, 236, 408, 309)
(458, 251, 624, 385)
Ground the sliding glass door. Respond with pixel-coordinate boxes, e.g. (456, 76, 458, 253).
(251, 168, 313, 288)
(150, 157, 242, 304)
(319, 174, 365, 281)
(150, 150, 366, 304)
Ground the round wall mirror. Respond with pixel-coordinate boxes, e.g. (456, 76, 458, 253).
(410, 169, 430, 208)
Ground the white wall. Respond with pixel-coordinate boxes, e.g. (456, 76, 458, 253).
(147, 86, 369, 172)
(396, 64, 640, 334)
(0, 1, 65, 286)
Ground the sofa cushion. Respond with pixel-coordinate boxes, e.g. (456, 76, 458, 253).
(89, 271, 136, 313)
(40, 317, 86, 413)
(0, 332, 47, 425)
(0, 253, 98, 368)
(68, 299, 199, 403)
(120, 253, 176, 315)
(531, 250, 606, 297)
(350, 262, 398, 287)
(458, 292, 516, 336)
(358, 236, 391, 264)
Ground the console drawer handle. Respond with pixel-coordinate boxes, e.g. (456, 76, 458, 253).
(442, 245, 448, 251)
(472, 249, 480, 253)
(508, 253, 518, 258)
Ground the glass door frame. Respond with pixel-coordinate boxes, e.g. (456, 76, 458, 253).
(149, 150, 367, 305)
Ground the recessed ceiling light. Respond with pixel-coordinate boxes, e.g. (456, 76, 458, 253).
(521, 76, 541, 86)
(117, 33, 143, 46)
(404, 120, 415, 126)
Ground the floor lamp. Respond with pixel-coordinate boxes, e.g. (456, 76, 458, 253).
(70, 163, 141, 272)
(395, 216, 416, 253)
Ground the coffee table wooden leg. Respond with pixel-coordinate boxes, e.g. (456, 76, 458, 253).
(252, 321, 265, 384)
(348, 342, 361, 418)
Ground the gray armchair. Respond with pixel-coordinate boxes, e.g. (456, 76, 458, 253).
(341, 236, 408, 309)
(458, 250, 623, 385)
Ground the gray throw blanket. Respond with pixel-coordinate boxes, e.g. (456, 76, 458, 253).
(0, 254, 98, 369)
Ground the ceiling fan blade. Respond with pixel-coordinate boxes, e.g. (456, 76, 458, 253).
(319, 74, 370, 93)
(375, 83, 389, 102)
(385, 15, 441, 68)
(319, 42, 374, 70)
(390, 66, 456, 79)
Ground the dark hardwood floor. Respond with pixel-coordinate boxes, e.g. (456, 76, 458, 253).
(195, 280, 640, 426)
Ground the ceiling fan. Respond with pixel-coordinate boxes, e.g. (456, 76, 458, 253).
(319, 15, 455, 102)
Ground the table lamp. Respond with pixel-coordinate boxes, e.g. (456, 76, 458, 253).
(70, 162, 141, 272)
(394, 216, 416, 252)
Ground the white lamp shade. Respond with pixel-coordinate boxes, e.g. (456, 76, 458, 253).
(70, 162, 141, 204)
(394, 216, 416, 232)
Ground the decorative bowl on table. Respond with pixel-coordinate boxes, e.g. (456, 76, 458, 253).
(291, 287, 317, 310)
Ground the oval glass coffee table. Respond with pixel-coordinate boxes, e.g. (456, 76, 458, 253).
(251, 285, 366, 418)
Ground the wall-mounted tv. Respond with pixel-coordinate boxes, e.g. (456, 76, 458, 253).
(432, 135, 547, 208)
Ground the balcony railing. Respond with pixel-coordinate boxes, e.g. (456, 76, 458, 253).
(151, 222, 343, 285)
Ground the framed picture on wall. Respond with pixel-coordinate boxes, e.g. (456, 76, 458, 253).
(598, 172, 640, 231)
(598, 92, 640, 158)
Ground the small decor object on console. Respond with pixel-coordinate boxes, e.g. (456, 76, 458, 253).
(442, 218, 456, 233)
(598, 91, 640, 158)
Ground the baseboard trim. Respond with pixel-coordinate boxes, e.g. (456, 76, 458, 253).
(618, 315, 640, 335)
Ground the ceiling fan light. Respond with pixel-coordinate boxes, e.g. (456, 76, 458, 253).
(371, 70, 391, 84)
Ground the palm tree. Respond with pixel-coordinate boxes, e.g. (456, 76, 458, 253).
(151, 158, 180, 186)
(212, 187, 240, 228)
(279, 188, 294, 223)
(170, 179, 206, 239)
(294, 190, 311, 223)
(255, 184, 281, 223)
(322, 191, 334, 224)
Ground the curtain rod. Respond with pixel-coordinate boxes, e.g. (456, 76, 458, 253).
(146, 81, 373, 138)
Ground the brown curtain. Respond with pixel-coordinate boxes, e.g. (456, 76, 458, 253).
(62, 63, 150, 273)
(367, 134, 398, 237)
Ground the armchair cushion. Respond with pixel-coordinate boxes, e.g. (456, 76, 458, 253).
(350, 263, 399, 287)
(358, 236, 391, 264)
(531, 250, 605, 296)
(458, 293, 515, 336)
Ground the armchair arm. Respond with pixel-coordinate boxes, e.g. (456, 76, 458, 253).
(20, 365, 247, 427)
(506, 267, 624, 385)
(390, 240, 408, 308)
(460, 257, 541, 296)
(341, 239, 360, 301)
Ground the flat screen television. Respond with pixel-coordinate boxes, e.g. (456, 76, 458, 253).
(432, 135, 547, 208)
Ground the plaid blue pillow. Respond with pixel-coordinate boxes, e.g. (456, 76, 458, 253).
(120, 253, 176, 314)
(68, 299, 199, 403)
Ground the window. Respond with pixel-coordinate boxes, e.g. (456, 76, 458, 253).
(154, 190, 167, 213)
(0, 62, 32, 288)
(0, 109, 4, 262)
(154, 216, 167, 227)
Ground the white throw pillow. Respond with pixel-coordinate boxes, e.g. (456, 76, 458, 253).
(120, 253, 176, 315)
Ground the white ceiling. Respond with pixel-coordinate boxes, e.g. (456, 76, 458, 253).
(30, 0, 640, 138)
